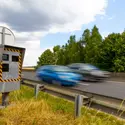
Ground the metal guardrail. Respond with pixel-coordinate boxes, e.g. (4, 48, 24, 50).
(21, 78, 125, 119)
(22, 78, 125, 106)
(21, 79, 91, 105)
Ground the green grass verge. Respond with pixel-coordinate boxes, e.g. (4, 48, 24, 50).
(0, 85, 124, 125)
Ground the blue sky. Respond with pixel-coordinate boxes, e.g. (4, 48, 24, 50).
(40, 0, 124, 49)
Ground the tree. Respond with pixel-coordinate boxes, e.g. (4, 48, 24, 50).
(80, 29, 91, 63)
(53, 45, 60, 64)
(65, 35, 82, 64)
(84, 25, 102, 65)
(35, 25, 125, 72)
(36, 49, 55, 69)
(112, 31, 125, 72)
(81, 28, 91, 46)
(76, 40, 85, 63)
(99, 32, 125, 72)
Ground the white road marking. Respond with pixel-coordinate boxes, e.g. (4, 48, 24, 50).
(107, 81, 125, 84)
(78, 82, 90, 86)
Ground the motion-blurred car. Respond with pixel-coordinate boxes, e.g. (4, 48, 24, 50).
(36, 65, 83, 86)
(67, 63, 110, 82)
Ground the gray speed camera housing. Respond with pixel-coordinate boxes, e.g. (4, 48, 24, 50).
(0, 45, 25, 92)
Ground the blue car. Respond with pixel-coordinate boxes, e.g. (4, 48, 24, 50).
(36, 65, 83, 86)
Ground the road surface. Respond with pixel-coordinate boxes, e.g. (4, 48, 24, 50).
(22, 71, 125, 100)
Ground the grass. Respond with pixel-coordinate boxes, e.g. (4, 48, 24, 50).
(0, 85, 125, 125)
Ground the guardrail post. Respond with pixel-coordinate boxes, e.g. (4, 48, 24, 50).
(75, 94, 83, 118)
(34, 84, 40, 98)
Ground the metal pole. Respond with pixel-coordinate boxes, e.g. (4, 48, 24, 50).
(0, 26, 13, 46)
(75, 94, 83, 118)
(0, 26, 15, 107)
(1, 27, 5, 45)
(2, 92, 9, 107)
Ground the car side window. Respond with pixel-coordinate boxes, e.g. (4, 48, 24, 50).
(45, 68, 53, 73)
(71, 67, 78, 69)
(69, 64, 79, 69)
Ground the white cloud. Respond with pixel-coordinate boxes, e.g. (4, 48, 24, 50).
(108, 15, 115, 20)
(14, 40, 53, 66)
(48, 0, 108, 33)
(15, 40, 44, 66)
(0, 0, 108, 66)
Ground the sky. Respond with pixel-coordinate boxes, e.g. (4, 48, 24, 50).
(0, 0, 124, 66)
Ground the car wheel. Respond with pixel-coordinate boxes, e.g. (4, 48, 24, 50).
(61, 84, 65, 86)
(42, 78, 51, 84)
(52, 80, 61, 85)
(47, 79, 53, 84)
(42, 78, 47, 82)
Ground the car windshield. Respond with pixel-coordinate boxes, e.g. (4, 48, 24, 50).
(82, 65, 99, 70)
(53, 66, 73, 72)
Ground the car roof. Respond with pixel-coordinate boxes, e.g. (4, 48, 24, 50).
(38, 65, 74, 72)
(68, 63, 97, 68)
(68, 63, 86, 66)
(68, 63, 100, 70)
(39, 65, 70, 69)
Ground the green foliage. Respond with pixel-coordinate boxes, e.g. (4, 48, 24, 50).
(98, 32, 125, 72)
(36, 49, 55, 69)
(35, 25, 125, 72)
(53, 45, 60, 64)
(84, 25, 102, 64)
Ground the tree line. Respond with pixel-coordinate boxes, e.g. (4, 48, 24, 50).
(35, 25, 125, 72)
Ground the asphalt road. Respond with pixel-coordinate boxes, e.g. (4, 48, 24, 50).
(22, 71, 125, 100)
